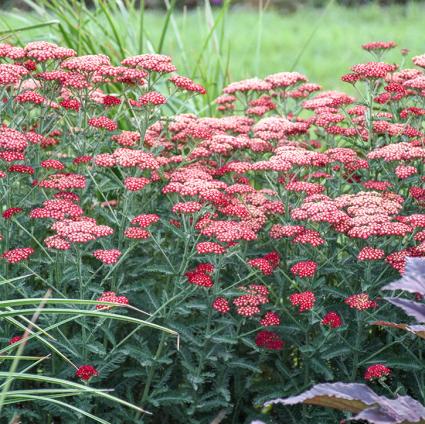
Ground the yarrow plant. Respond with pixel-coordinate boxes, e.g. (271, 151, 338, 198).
(0, 39, 425, 423)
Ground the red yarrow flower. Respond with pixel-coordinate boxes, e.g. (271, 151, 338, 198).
(75, 365, 99, 381)
(88, 116, 117, 131)
(124, 177, 150, 191)
(289, 291, 316, 312)
(96, 291, 128, 310)
(212, 297, 230, 313)
(255, 330, 284, 350)
(345, 293, 377, 311)
(362, 41, 396, 51)
(131, 214, 160, 227)
(321, 311, 342, 328)
(248, 258, 274, 275)
(2, 207, 23, 219)
(172, 201, 202, 214)
(263, 251, 281, 269)
(124, 227, 150, 240)
(8, 164, 34, 175)
(60, 99, 81, 111)
(2, 247, 34, 263)
(195, 263, 214, 274)
(358, 247, 385, 261)
(103, 95, 121, 107)
(41, 159, 65, 170)
(169, 75, 206, 94)
(8, 335, 22, 345)
(290, 260, 318, 278)
(15, 90, 45, 105)
(364, 364, 391, 381)
(260, 311, 280, 327)
(196, 242, 226, 255)
(351, 62, 397, 79)
(93, 249, 121, 264)
(185, 270, 213, 287)
(139, 91, 167, 106)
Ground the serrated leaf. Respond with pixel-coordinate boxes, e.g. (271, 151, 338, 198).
(210, 336, 238, 345)
(143, 266, 175, 275)
(227, 360, 261, 373)
(310, 358, 334, 380)
(321, 346, 352, 360)
(382, 358, 423, 371)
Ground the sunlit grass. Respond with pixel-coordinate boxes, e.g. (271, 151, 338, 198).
(1, 2, 423, 93)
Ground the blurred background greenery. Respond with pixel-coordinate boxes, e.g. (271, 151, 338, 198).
(0, 0, 423, 109)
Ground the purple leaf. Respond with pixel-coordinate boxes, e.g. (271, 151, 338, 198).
(382, 258, 425, 295)
(264, 382, 379, 412)
(352, 395, 425, 424)
(353, 407, 397, 424)
(372, 321, 425, 340)
(407, 325, 425, 339)
(264, 383, 425, 424)
(385, 297, 425, 323)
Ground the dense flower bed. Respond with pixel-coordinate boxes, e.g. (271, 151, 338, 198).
(0, 40, 424, 423)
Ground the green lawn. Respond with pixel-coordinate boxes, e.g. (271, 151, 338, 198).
(1, 2, 423, 94)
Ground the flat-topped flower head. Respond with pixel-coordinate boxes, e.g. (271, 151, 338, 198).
(169, 75, 206, 94)
(124, 227, 150, 240)
(96, 291, 128, 309)
(255, 330, 284, 350)
(124, 177, 150, 191)
(122, 53, 176, 73)
(364, 364, 391, 381)
(2, 207, 23, 219)
(362, 41, 396, 52)
(138, 91, 167, 106)
(61, 54, 110, 72)
(260, 311, 280, 327)
(351, 62, 397, 79)
(93, 249, 122, 265)
(0, 43, 25, 60)
(345, 293, 377, 310)
(223, 78, 272, 94)
(196, 242, 226, 255)
(264, 71, 308, 88)
(2, 248, 34, 264)
(412, 54, 425, 68)
(0, 127, 28, 151)
(185, 269, 213, 287)
(8, 335, 23, 345)
(25, 41, 75, 62)
(88, 116, 117, 131)
(322, 311, 342, 328)
(289, 291, 316, 312)
(290, 260, 318, 278)
(131, 214, 160, 228)
(248, 258, 274, 275)
(38, 173, 86, 190)
(41, 159, 65, 170)
(212, 297, 230, 313)
(75, 365, 98, 381)
(358, 247, 385, 261)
